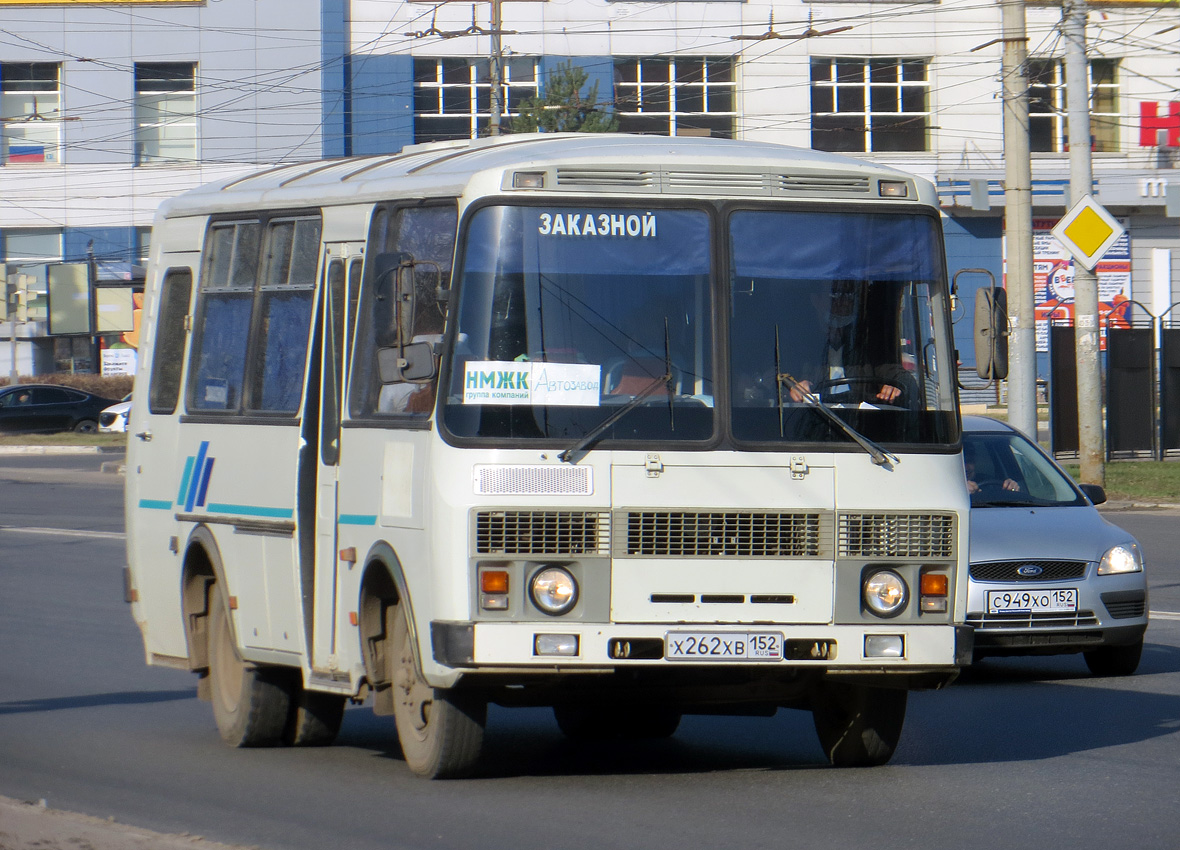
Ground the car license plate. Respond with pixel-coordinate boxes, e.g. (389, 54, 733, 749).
(986, 588, 1078, 614)
(665, 631, 784, 662)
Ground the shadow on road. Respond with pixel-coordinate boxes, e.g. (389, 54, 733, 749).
(0, 688, 196, 716)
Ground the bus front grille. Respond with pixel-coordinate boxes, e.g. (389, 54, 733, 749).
(474, 511, 611, 556)
(619, 511, 827, 558)
(837, 513, 955, 559)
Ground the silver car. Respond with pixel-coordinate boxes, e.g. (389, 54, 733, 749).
(964, 415, 1148, 676)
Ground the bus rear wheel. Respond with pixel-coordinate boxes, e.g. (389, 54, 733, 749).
(388, 606, 485, 779)
(810, 681, 907, 767)
(207, 590, 290, 747)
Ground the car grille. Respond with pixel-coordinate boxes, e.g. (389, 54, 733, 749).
(474, 511, 610, 556)
(970, 560, 1087, 582)
(619, 511, 827, 558)
(837, 512, 955, 559)
(966, 610, 1100, 630)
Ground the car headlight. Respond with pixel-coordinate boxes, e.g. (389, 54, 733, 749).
(1098, 544, 1142, 575)
(863, 569, 908, 617)
(530, 566, 578, 615)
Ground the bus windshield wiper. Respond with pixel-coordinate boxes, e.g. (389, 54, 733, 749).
(773, 327, 899, 469)
(560, 321, 674, 464)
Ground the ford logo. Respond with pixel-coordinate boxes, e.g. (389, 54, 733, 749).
(1017, 564, 1044, 577)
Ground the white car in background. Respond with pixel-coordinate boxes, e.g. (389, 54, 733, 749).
(99, 394, 131, 433)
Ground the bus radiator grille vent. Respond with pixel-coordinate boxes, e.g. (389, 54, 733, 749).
(475, 511, 610, 556)
(474, 464, 592, 496)
(555, 169, 657, 190)
(837, 513, 955, 559)
(970, 560, 1087, 583)
(619, 511, 827, 558)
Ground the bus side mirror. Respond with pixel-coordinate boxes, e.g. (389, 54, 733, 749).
(974, 286, 1009, 381)
(377, 341, 436, 384)
(373, 252, 416, 345)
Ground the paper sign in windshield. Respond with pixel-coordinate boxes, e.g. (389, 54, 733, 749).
(463, 361, 601, 406)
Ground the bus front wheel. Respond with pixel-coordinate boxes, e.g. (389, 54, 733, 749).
(388, 606, 486, 778)
(810, 681, 907, 767)
(207, 590, 290, 747)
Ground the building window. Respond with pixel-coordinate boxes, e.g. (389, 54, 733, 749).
(810, 58, 929, 152)
(3, 228, 62, 265)
(413, 57, 538, 143)
(135, 62, 196, 164)
(613, 57, 735, 138)
(1028, 58, 1119, 153)
(1, 63, 61, 165)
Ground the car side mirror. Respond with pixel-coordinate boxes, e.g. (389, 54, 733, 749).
(377, 340, 436, 384)
(1078, 483, 1107, 505)
(974, 286, 1009, 381)
(372, 252, 416, 346)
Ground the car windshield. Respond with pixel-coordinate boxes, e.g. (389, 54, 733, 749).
(964, 430, 1086, 508)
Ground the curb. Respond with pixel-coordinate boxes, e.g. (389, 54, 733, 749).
(0, 445, 125, 455)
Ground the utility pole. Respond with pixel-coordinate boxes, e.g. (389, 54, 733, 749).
(1064, 0, 1105, 485)
(1000, 0, 1037, 440)
(489, 0, 503, 135)
(7, 277, 18, 385)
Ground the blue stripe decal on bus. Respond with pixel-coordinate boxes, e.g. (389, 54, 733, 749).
(338, 514, 378, 526)
(195, 457, 215, 508)
(184, 441, 210, 512)
(205, 504, 295, 519)
(139, 499, 174, 511)
(176, 456, 195, 506)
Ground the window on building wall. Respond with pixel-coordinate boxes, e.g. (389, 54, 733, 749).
(1, 63, 61, 165)
(3, 228, 62, 265)
(1028, 58, 1119, 153)
(135, 227, 152, 266)
(810, 58, 929, 152)
(412, 57, 538, 143)
(613, 57, 735, 138)
(135, 63, 197, 164)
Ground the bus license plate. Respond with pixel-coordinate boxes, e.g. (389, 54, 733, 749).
(986, 588, 1078, 614)
(665, 632, 784, 662)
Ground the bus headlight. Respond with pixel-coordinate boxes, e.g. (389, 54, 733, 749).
(863, 570, 908, 617)
(1098, 544, 1142, 575)
(530, 566, 578, 615)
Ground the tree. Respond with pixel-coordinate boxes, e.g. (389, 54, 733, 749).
(510, 62, 618, 134)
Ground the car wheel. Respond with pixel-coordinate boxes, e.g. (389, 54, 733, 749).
(207, 588, 290, 747)
(811, 680, 907, 767)
(74, 419, 98, 434)
(1084, 637, 1143, 677)
(389, 605, 485, 778)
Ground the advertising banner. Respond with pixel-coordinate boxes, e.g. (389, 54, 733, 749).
(1031, 218, 1131, 352)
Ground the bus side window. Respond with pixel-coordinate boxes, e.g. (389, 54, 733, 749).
(188, 221, 260, 412)
(148, 268, 193, 415)
(351, 203, 457, 419)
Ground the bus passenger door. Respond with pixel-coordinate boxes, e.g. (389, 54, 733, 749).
(309, 243, 362, 674)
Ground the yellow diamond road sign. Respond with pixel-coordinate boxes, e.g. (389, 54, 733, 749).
(1050, 195, 1125, 271)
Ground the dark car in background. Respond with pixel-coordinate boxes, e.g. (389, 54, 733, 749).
(0, 384, 120, 434)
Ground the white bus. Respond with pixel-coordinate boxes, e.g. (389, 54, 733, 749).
(125, 134, 973, 778)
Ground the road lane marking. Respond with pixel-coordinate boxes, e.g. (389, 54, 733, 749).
(0, 526, 125, 540)
(1150, 610, 1180, 620)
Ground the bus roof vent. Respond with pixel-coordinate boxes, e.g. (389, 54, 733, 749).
(555, 169, 658, 191)
(474, 464, 593, 496)
(774, 174, 873, 196)
(665, 171, 768, 195)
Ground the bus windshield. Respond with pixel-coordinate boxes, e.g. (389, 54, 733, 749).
(730, 209, 958, 446)
(443, 204, 958, 449)
(443, 205, 715, 443)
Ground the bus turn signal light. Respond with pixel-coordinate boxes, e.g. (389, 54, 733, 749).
(480, 570, 510, 610)
(920, 572, 948, 612)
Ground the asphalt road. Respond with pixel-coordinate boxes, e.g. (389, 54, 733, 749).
(2, 455, 1179, 850)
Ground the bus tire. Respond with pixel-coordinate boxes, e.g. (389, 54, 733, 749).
(389, 605, 485, 779)
(553, 705, 681, 740)
(208, 590, 290, 747)
(811, 681, 906, 767)
(284, 685, 346, 747)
